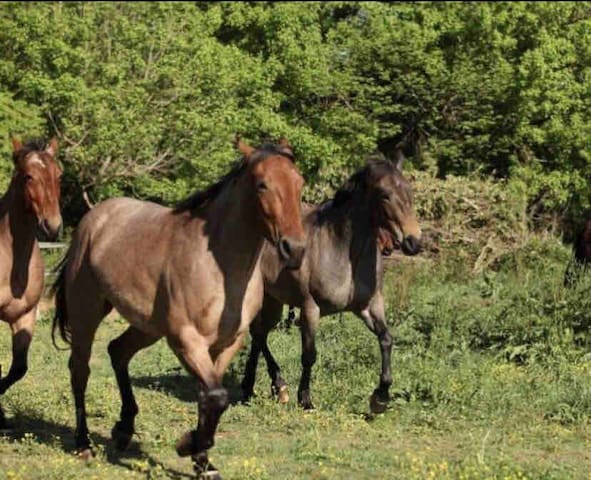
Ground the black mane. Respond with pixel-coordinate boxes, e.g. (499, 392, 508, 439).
(331, 156, 397, 210)
(174, 143, 294, 214)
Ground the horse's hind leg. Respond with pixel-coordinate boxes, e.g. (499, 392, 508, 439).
(68, 292, 110, 458)
(357, 293, 393, 414)
(0, 308, 36, 429)
(108, 326, 159, 450)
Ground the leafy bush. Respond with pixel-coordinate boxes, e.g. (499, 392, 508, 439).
(0, 2, 590, 228)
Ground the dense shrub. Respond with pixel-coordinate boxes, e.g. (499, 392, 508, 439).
(0, 2, 589, 228)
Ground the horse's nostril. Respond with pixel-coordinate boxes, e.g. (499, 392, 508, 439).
(279, 238, 292, 260)
(278, 237, 306, 269)
(401, 235, 421, 256)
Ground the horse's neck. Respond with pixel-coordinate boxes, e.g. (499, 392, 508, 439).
(202, 178, 264, 278)
(324, 196, 377, 261)
(0, 180, 39, 293)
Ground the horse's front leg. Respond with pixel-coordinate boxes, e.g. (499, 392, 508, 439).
(0, 308, 36, 429)
(297, 302, 320, 410)
(358, 293, 393, 414)
(170, 329, 245, 480)
(242, 296, 288, 403)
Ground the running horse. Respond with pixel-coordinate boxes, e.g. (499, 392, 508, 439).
(0, 137, 62, 429)
(52, 138, 305, 479)
(241, 152, 421, 414)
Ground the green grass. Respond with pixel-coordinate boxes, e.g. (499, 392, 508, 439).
(1, 239, 591, 479)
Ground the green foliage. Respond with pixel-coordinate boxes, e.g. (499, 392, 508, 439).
(0, 91, 44, 191)
(0, 2, 590, 226)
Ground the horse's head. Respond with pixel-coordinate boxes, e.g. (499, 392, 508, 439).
(366, 151, 421, 256)
(12, 137, 63, 240)
(235, 137, 306, 269)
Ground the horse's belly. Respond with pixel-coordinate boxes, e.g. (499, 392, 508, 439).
(309, 270, 352, 312)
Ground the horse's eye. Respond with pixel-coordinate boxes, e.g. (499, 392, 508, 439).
(257, 181, 268, 192)
(24, 174, 33, 182)
(380, 192, 390, 201)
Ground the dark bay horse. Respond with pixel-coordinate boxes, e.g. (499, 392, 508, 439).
(0, 137, 62, 429)
(52, 138, 305, 479)
(564, 219, 591, 287)
(282, 228, 396, 329)
(241, 154, 421, 414)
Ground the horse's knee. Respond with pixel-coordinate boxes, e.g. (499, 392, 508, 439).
(204, 388, 229, 414)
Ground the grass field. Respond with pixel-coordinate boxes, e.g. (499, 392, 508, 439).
(1, 239, 591, 479)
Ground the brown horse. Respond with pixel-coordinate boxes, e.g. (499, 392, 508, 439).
(52, 138, 305, 479)
(241, 153, 421, 414)
(0, 137, 62, 429)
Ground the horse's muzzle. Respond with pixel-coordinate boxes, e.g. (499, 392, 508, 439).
(278, 236, 306, 270)
(401, 235, 421, 256)
(39, 217, 63, 241)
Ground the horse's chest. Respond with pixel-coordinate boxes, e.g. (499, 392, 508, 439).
(206, 270, 265, 347)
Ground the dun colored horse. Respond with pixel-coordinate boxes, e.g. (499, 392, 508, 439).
(0, 138, 62, 429)
(241, 153, 421, 414)
(52, 138, 305, 479)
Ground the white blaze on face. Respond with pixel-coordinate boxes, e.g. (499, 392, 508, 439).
(27, 154, 46, 168)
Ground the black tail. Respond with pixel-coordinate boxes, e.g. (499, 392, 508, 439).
(51, 253, 71, 349)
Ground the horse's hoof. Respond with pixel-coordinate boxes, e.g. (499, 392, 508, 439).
(76, 448, 94, 461)
(241, 390, 255, 405)
(176, 431, 193, 457)
(298, 393, 315, 410)
(277, 385, 289, 404)
(199, 471, 222, 480)
(193, 452, 221, 479)
(369, 391, 389, 414)
(111, 423, 133, 451)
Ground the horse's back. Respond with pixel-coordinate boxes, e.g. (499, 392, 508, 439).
(66, 198, 179, 326)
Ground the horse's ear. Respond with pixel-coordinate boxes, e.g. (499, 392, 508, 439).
(393, 148, 405, 172)
(11, 137, 22, 154)
(234, 134, 255, 159)
(277, 137, 294, 160)
(46, 137, 59, 157)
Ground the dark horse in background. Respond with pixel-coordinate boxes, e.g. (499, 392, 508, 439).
(241, 152, 421, 414)
(52, 138, 306, 479)
(0, 137, 62, 429)
(564, 219, 591, 288)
